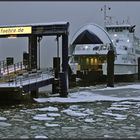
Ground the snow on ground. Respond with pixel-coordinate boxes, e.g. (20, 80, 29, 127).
(34, 83, 140, 103)
(34, 91, 140, 103)
(97, 84, 140, 91)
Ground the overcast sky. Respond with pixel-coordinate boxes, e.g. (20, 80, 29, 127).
(0, 2, 139, 67)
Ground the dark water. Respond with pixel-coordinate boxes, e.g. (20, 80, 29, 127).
(0, 83, 140, 139)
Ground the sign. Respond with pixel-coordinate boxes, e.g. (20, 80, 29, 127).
(0, 26, 32, 35)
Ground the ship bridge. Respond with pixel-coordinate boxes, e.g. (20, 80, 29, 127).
(69, 23, 115, 55)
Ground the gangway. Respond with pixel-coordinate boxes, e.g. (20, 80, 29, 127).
(0, 69, 54, 91)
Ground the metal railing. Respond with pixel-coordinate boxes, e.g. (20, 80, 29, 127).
(7, 68, 54, 87)
(0, 61, 24, 76)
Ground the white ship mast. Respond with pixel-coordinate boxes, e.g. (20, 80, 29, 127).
(101, 5, 111, 28)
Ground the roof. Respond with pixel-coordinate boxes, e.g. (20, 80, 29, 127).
(71, 23, 112, 45)
(0, 21, 69, 27)
(105, 24, 132, 28)
(72, 29, 103, 44)
(0, 21, 69, 37)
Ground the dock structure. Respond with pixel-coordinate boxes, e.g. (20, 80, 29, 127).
(0, 22, 69, 101)
(0, 69, 54, 100)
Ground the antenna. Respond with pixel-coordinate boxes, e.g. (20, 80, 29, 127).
(101, 5, 111, 27)
(127, 16, 130, 24)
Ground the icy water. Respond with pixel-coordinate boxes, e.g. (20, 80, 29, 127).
(1, 83, 140, 139)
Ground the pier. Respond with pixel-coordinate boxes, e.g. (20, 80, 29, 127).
(0, 22, 69, 101)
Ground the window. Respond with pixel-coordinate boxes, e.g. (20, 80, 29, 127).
(93, 46, 99, 51)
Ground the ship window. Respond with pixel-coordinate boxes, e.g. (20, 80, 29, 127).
(71, 57, 74, 63)
(74, 57, 78, 63)
(86, 58, 90, 65)
(124, 46, 127, 50)
(116, 39, 119, 43)
(120, 28, 123, 32)
(90, 58, 94, 65)
(100, 45, 107, 50)
(103, 46, 106, 50)
(115, 28, 118, 32)
(75, 46, 82, 51)
(93, 46, 99, 51)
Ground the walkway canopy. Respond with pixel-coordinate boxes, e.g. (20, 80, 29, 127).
(69, 23, 114, 55)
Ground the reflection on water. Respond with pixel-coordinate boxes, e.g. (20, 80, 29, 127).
(0, 83, 140, 138)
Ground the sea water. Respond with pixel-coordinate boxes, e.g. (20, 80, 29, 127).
(0, 82, 140, 139)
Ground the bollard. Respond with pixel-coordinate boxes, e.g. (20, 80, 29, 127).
(59, 72, 68, 97)
(6, 57, 14, 66)
(138, 57, 140, 80)
(23, 52, 29, 70)
(107, 50, 114, 87)
(52, 78, 60, 94)
(53, 57, 60, 78)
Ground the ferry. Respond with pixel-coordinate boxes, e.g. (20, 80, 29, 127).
(68, 23, 140, 82)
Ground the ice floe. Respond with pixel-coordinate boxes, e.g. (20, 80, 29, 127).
(111, 103, 130, 108)
(69, 105, 82, 110)
(47, 113, 61, 117)
(62, 109, 88, 117)
(98, 84, 140, 91)
(35, 135, 48, 139)
(30, 125, 38, 129)
(84, 118, 95, 123)
(45, 123, 60, 127)
(36, 106, 58, 112)
(0, 117, 7, 121)
(33, 114, 55, 121)
(83, 109, 94, 115)
(0, 122, 12, 127)
(102, 112, 127, 120)
(34, 83, 140, 104)
(20, 135, 29, 139)
(134, 114, 140, 117)
(34, 91, 140, 103)
(108, 107, 129, 111)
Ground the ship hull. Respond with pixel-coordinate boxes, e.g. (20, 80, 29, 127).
(69, 63, 138, 83)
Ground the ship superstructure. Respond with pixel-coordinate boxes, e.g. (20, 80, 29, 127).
(69, 23, 140, 81)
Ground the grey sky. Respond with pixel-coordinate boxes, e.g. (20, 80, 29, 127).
(0, 2, 139, 67)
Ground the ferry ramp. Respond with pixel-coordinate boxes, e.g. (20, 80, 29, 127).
(0, 68, 54, 93)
